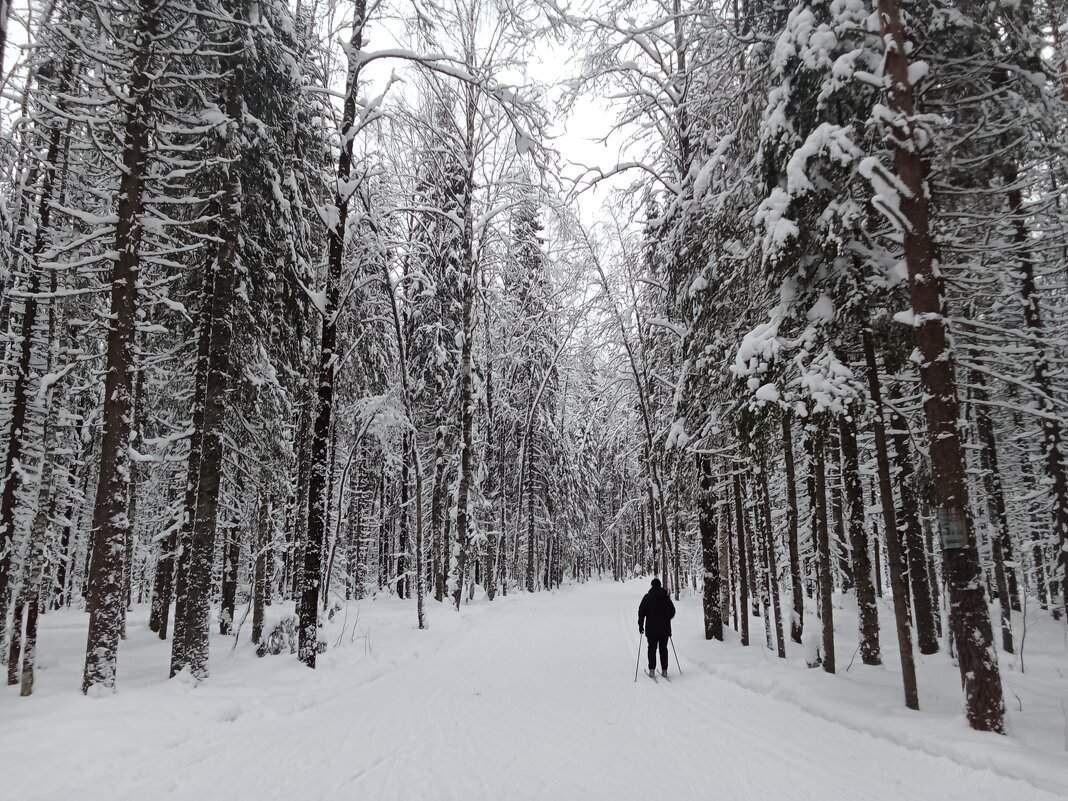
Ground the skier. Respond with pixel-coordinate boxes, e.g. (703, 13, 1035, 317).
(638, 577, 676, 677)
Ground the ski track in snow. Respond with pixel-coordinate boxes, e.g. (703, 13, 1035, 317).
(2, 581, 1063, 801)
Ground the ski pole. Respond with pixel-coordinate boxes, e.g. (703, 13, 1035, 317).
(634, 633, 642, 682)
(670, 636, 682, 675)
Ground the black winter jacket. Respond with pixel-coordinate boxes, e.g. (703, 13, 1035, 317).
(638, 587, 676, 639)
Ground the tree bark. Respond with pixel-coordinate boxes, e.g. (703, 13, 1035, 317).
(149, 519, 177, 640)
(0, 48, 75, 657)
(838, 412, 881, 666)
(299, 0, 367, 664)
(169, 27, 244, 678)
(808, 420, 835, 673)
(874, 0, 1004, 729)
(732, 472, 749, 647)
(758, 463, 786, 658)
(699, 456, 722, 640)
(887, 391, 939, 653)
(219, 523, 239, 635)
(83, 5, 156, 691)
(1010, 184, 1068, 622)
(861, 327, 920, 708)
(252, 489, 270, 644)
(782, 414, 804, 644)
(430, 420, 446, 601)
(970, 362, 1015, 653)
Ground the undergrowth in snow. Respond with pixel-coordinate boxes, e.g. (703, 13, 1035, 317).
(2, 581, 1065, 801)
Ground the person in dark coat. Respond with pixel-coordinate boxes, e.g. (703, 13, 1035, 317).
(638, 577, 676, 677)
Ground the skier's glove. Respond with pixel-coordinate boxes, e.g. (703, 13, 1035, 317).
(638, 625, 643, 634)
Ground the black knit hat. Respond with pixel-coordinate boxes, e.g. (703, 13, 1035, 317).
(650, 577, 661, 588)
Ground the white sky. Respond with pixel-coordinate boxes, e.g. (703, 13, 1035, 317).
(1, 0, 631, 224)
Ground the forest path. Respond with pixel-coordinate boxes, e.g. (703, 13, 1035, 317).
(2, 580, 1058, 800)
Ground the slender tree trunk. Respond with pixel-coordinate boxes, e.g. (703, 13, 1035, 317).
(808, 420, 835, 673)
(171, 262, 214, 651)
(743, 483, 759, 617)
(782, 415, 804, 644)
(149, 520, 177, 640)
(7, 599, 23, 685)
(1010, 185, 1068, 622)
(971, 363, 1015, 653)
(699, 457, 722, 640)
(398, 433, 411, 599)
(345, 458, 363, 601)
(721, 489, 733, 628)
(252, 488, 269, 644)
(839, 413, 881, 666)
(873, 0, 1004, 729)
(750, 484, 773, 651)
(861, 327, 920, 708)
(888, 391, 939, 653)
(431, 419, 445, 602)
(758, 464, 786, 658)
(83, 7, 156, 691)
(169, 29, 244, 678)
(0, 49, 75, 656)
(219, 523, 239, 635)
(525, 463, 536, 593)
(452, 76, 478, 611)
(829, 436, 852, 592)
(647, 483, 657, 576)
(732, 472, 749, 647)
(300, 0, 367, 664)
(21, 308, 63, 694)
(321, 426, 341, 607)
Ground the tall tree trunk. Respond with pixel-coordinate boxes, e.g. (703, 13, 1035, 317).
(169, 29, 244, 678)
(750, 484, 773, 651)
(782, 415, 804, 644)
(1010, 184, 1068, 622)
(7, 599, 24, 685)
(970, 363, 1015, 653)
(20, 280, 66, 695)
(452, 73, 478, 611)
(252, 488, 269, 644)
(397, 432, 411, 599)
(300, 0, 367, 664)
(888, 391, 939, 653)
(149, 513, 178, 640)
(82, 6, 156, 691)
(345, 457, 363, 601)
(758, 464, 786, 658)
(839, 412, 881, 666)
(0, 49, 75, 657)
(829, 435, 852, 592)
(170, 261, 214, 655)
(219, 522, 239, 636)
(431, 419, 445, 601)
(808, 420, 835, 673)
(743, 482, 760, 617)
(291, 366, 315, 600)
(721, 489, 734, 629)
(732, 472, 749, 647)
(699, 456, 722, 640)
(647, 483, 657, 576)
(873, 0, 1004, 730)
(862, 327, 920, 708)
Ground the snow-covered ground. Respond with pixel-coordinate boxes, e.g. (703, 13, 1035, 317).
(2, 581, 1065, 800)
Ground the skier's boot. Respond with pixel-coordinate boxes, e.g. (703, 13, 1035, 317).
(661, 669, 668, 677)
(647, 668, 655, 678)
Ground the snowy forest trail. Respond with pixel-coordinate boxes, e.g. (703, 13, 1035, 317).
(2, 581, 1061, 801)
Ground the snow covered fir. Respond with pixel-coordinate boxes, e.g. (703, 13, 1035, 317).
(0, 0, 1067, 796)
